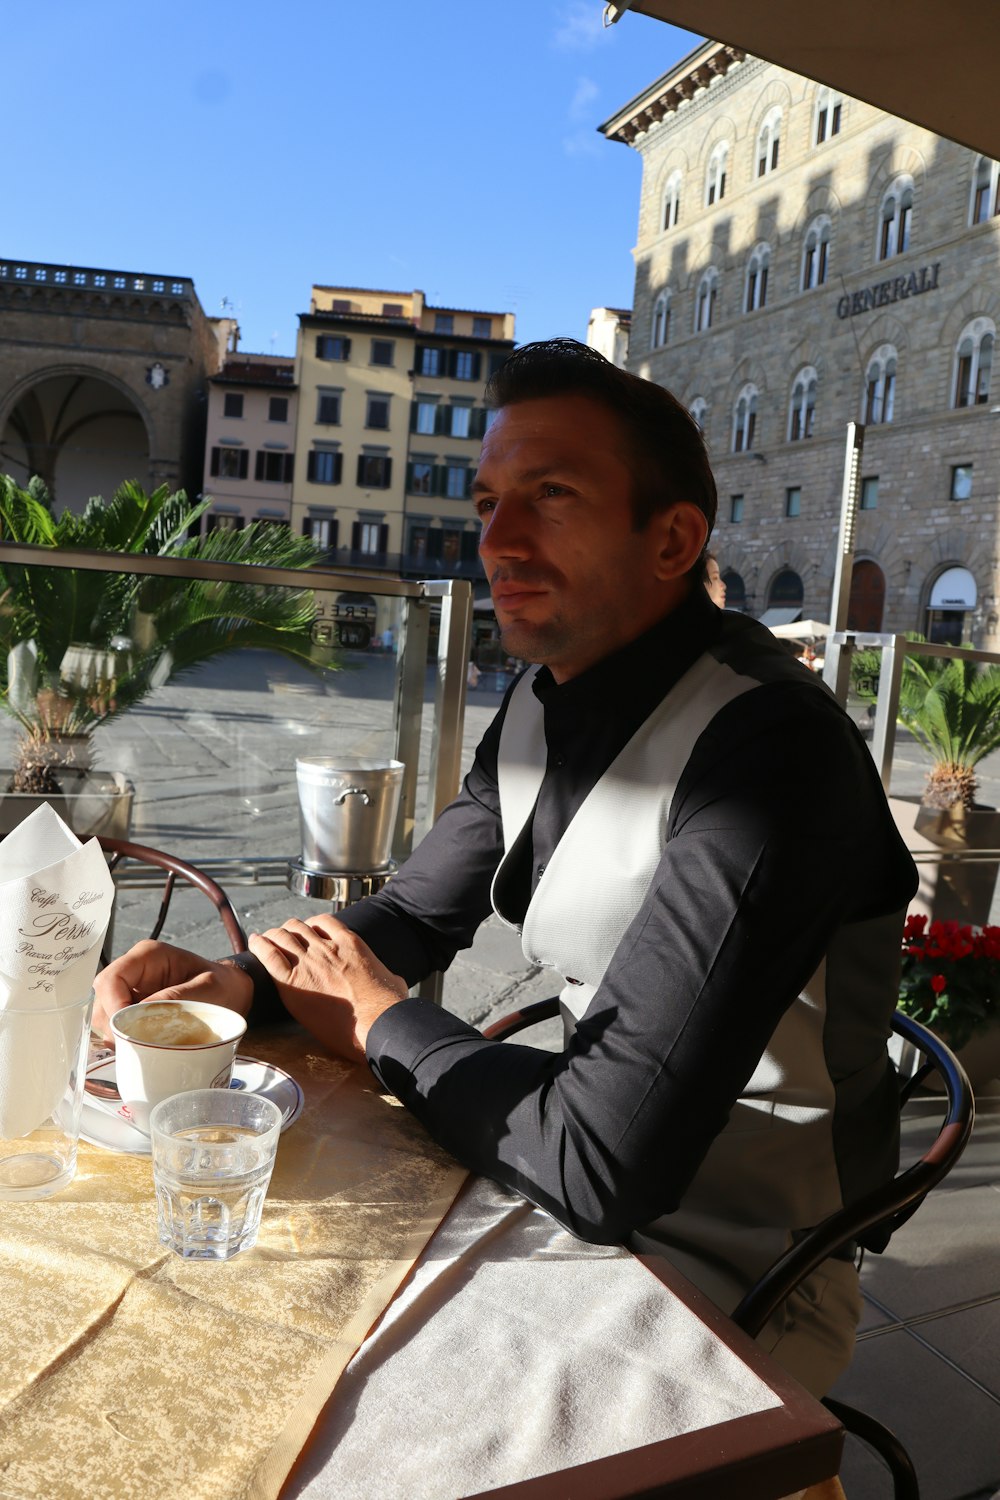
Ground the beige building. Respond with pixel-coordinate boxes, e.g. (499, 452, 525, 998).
(292, 286, 514, 581)
(0, 258, 235, 509)
(601, 43, 1000, 645)
(201, 354, 297, 530)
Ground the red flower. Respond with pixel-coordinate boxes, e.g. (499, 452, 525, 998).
(930, 974, 948, 995)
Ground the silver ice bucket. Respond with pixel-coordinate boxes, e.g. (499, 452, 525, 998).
(295, 758, 404, 873)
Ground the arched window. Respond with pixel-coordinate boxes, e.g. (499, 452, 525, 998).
(802, 215, 831, 290)
(814, 88, 843, 145)
(788, 367, 818, 441)
(971, 156, 1000, 225)
(661, 170, 682, 232)
(877, 176, 914, 261)
(953, 318, 995, 407)
(745, 244, 770, 312)
(694, 268, 718, 333)
(767, 569, 804, 610)
(689, 396, 707, 430)
(651, 291, 671, 349)
(706, 142, 729, 206)
(732, 383, 758, 452)
(722, 570, 746, 611)
(756, 107, 782, 178)
(863, 345, 898, 424)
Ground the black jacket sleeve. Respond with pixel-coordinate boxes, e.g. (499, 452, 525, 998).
(366, 686, 916, 1244)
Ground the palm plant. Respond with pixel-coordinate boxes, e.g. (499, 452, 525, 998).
(0, 476, 330, 793)
(853, 634, 1000, 809)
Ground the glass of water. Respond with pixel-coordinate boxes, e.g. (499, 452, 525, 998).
(149, 1089, 282, 1260)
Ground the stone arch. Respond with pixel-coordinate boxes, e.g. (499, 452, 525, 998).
(0, 365, 154, 511)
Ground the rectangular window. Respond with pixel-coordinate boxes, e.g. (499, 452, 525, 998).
(371, 339, 394, 367)
(950, 464, 973, 501)
(255, 451, 294, 483)
(414, 399, 438, 435)
(210, 446, 248, 479)
(831, 102, 842, 135)
(206, 512, 243, 532)
(359, 521, 382, 554)
(453, 350, 475, 380)
(410, 462, 433, 495)
(730, 494, 744, 524)
(445, 464, 469, 499)
(331, 299, 352, 313)
(268, 396, 288, 422)
(366, 394, 390, 430)
(223, 392, 244, 418)
(307, 449, 342, 485)
(442, 529, 462, 562)
(316, 391, 341, 425)
(434, 313, 454, 334)
(358, 454, 392, 488)
(408, 524, 429, 559)
(785, 486, 801, 518)
(472, 317, 492, 339)
(816, 107, 827, 144)
(450, 405, 472, 438)
(316, 335, 350, 361)
(382, 302, 403, 317)
(417, 346, 442, 376)
(860, 475, 879, 511)
(304, 515, 336, 550)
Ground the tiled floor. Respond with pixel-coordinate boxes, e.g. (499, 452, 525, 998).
(830, 1091, 1000, 1499)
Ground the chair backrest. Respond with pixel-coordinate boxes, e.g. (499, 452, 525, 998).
(730, 1010, 975, 1340)
(98, 836, 248, 959)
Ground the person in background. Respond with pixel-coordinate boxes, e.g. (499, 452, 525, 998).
(94, 339, 916, 1399)
(704, 551, 726, 608)
(467, 659, 481, 690)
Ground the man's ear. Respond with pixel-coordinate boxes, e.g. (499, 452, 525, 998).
(649, 502, 709, 581)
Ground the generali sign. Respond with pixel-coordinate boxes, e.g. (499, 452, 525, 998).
(836, 262, 942, 319)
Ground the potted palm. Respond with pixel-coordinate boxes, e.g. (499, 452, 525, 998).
(0, 475, 330, 837)
(853, 636, 1000, 924)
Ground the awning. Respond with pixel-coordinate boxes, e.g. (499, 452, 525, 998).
(605, 1, 1000, 160)
(769, 619, 831, 639)
(929, 567, 977, 610)
(757, 607, 802, 628)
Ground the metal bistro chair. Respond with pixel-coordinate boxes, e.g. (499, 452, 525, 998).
(98, 835, 248, 962)
(483, 1001, 975, 1500)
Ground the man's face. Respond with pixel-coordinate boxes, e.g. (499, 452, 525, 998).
(473, 394, 698, 682)
(705, 558, 727, 608)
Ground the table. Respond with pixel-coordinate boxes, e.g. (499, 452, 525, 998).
(0, 1027, 842, 1500)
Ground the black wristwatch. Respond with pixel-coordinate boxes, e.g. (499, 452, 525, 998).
(219, 952, 285, 1027)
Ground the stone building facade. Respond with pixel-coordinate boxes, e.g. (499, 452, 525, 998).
(600, 43, 1000, 644)
(201, 354, 297, 529)
(0, 259, 235, 509)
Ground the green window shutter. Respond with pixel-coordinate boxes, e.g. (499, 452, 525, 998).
(238, 450, 249, 479)
(460, 529, 479, 562)
(333, 452, 343, 484)
(434, 405, 448, 435)
(464, 469, 475, 499)
(342, 337, 352, 360)
(378, 523, 389, 553)
(471, 352, 482, 381)
(432, 465, 447, 496)
(426, 528, 443, 559)
(356, 455, 365, 486)
(255, 451, 265, 482)
(351, 521, 361, 550)
(410, 403, 418, 433)
(210, 448, 220, 477)
(382, 458, 392, 488)
(307, 451, 316, 482)
(446, 349, 458, 379)
(470, 407, 487, 438)
(282, 454, 294, 483)
(330, 519, 339, 548)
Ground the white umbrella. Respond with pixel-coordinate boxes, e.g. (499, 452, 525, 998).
(768, 619, 831, 639)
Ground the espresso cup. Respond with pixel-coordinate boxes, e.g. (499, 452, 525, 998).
(110, 1001, 248, 1134)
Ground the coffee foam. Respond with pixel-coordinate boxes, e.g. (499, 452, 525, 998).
(119, 1004, 221, 1048)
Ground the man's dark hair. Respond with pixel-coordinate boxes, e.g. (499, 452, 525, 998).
(485, 338, 717, 537)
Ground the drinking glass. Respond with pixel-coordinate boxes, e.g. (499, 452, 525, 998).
(149, 1088, 282, 1260)
(0, 990, 94, 1200)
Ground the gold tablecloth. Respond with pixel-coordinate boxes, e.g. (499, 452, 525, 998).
(0, 1029, 467, 1500)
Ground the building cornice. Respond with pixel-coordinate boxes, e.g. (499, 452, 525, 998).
(599, 40, 746, 145)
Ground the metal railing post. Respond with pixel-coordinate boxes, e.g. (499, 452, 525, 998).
(870, 634, 907, 791)
(392, 594, 431, 860)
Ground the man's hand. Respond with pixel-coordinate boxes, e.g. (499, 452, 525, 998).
(92, 941, 253, 1040)
(248, 915, 408, 1063)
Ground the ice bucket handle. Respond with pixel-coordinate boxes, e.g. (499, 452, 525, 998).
(334, 787, 372, 807)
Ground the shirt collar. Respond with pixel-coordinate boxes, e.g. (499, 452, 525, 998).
(531, 584, 721, 713)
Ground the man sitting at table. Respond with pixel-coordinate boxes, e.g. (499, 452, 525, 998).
(94, 339, 917, 1399)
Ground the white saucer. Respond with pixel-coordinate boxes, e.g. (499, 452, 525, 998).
(81, 1055, 305, 1156)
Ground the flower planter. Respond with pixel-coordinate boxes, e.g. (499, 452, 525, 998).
(0, 769, 134, 841)
(890, 1024, 1000, 1096)
(889, 795, 1000, 927)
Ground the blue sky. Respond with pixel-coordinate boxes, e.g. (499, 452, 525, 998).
(6, 1, 700, 356)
